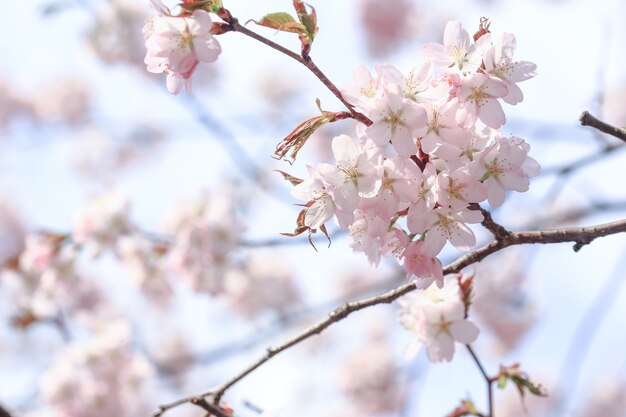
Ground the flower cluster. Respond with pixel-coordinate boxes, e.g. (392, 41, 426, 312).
(143, 0, 221, 94)
(398, 277, 478, 362)
(290, 20, 539, 287)
(40, 321, 152, 417)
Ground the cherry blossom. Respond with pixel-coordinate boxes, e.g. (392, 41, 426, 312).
(364, 86, 427, 157)
(401, 240, 444, 289)
(72, 191, 131, 256)
(484, 33, 538, 105)
(422, 20, 490, 73)
(457, 73, 509, 129)
(41, 321, 152, 417)
(144, 0, 221, 94)
(470, 135, 540, 207)
(398, 280, 479, 362)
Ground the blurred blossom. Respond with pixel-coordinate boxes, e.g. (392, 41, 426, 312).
(117, 235, 172, 307)
(223, 252, 300, 318)
(496, 376, 555, 417)
(0, 76, 33, 130)
(1, 233, 78, 320)
(473, 253, 537, 353)
(0, 200, 26, 264)
(32, 78, 90, 126)
(148, 332, 194, 383)
(40, 321, 153, 417)
(358, 0, 419, 57)
(71, 126, 164, 181)
(338, 330, 406, 414)
(577, 378, 626, 417)
(165, 192, 244, 293)
(87, 0, 147, 67)
(255, 69, 302, 120)
(72, 191, 132, 256)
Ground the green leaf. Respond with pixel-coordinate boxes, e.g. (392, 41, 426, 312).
(256, 12, 307, 34)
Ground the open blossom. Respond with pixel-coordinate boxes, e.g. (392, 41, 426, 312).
(364, 86, 427, 157)
(401, 240, 443, 289)
(398, 280, 479, 362)
(457, 73, 509, 128)
(144, 0, 221, 94)
(292, 165, 338, 229)
(471, 135, 540, 207)
(484, 33, 537, 105)
(422, 20, 490, 72)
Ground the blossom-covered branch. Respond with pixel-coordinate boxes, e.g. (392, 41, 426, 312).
(155, 217, 626, 414)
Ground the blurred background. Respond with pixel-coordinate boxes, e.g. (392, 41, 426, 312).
(1, 0, 626, 416)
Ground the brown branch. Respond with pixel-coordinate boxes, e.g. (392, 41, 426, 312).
(580, 111, 626, 143)
(466, 345, 494, 417)
(227, 18, 372, 126)
(189, 398, 232, 417)
(154, 217, 626, 414)
(469, 204, 510, 241)
(0, 405, 12, 417)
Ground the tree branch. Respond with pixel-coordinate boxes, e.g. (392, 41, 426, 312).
(466, 345, 494, 417)
(580, 111, 626, 143)
(154, 217, 626, 415)
(227, 18, 372, 126)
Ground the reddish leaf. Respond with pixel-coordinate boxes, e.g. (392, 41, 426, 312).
(457, 273, 475, 317)
(274, 111, 345, 164)
(274, 170, 304, 186)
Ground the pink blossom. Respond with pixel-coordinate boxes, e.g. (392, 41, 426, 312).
(422, 207, 484, 255)
(422, 20, 490, 72)
(41, 321, 152, 417)
(348, 210, 388, 266)
(292, 165, 337, 229)
(484, 33, 537, 105)
(364, 87, 427, 157)
(144, 2, 221, 95)
(402, 240, 444, 289)
(72, 192, 130, 256)
(398, 281, 479, 362)
(420, 101, 470, 161)
(457, 73, 509, 129)
(470, 136, 539, 207)
(318, 134, 381, 215)
(435, 166, 487, 210)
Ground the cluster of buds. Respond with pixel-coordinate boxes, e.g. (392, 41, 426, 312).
(286, 20, 539, 288)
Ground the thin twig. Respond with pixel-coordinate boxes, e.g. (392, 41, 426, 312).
(469, 204, 510, 241)
(228, 18, 372, 126)
(580, 111, 626, 143)
(466, 345, 493, 417)
(154, 217, 626, 415)
(189, 398, 231, 417)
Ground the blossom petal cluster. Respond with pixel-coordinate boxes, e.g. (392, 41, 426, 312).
(143, 0, 221, 94)
(398, 278, 479, 362)
(41, 321, 152, 417)
(290, 20, 538, 286)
